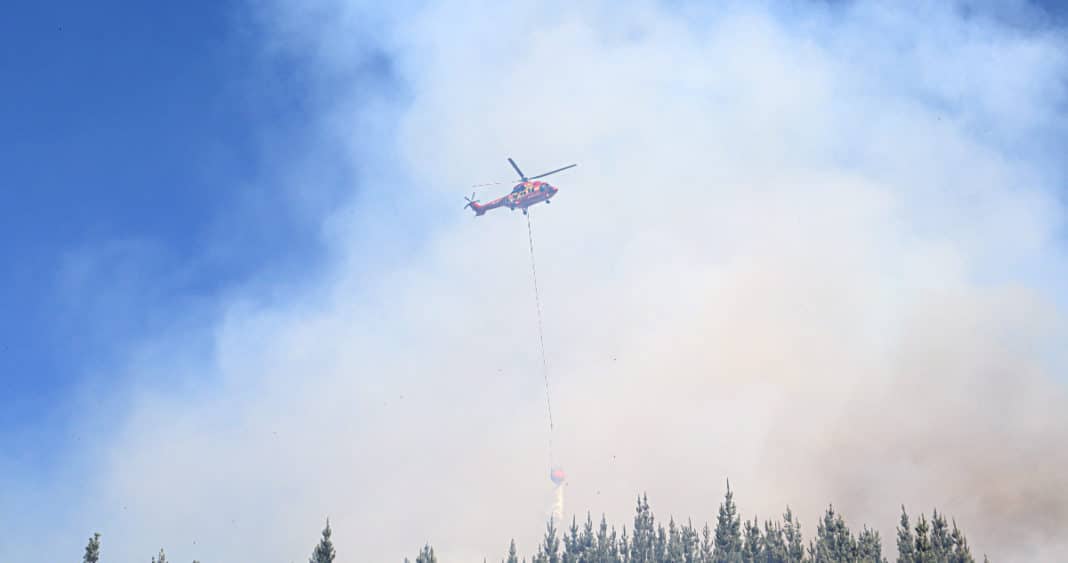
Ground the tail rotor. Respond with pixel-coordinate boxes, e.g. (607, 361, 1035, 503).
(463, 192, 478, 210)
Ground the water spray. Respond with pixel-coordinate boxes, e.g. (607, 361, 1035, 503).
(550, 467, 566, 524)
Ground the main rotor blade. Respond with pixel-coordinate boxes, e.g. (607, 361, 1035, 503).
(528, 163, 577, 180)
(508, 158, 526, 180)
(471, 181, 508, 188)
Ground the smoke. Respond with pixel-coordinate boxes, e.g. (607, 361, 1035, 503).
(9, 1, 1068, 562)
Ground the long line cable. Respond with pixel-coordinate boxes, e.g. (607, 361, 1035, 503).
(526, 211, 555, 466)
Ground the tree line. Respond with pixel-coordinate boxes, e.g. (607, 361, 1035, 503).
(511, 485, 985, 563)
(76, 484, 986, 562)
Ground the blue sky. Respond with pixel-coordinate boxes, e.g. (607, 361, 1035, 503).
(3, 1, 1068, 561)
(1, 2, 345, 465)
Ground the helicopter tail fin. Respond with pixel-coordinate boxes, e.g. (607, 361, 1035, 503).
(464, 193, 486, 215)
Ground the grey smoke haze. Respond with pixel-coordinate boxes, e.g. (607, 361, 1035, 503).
(10, 1, 1068, 561)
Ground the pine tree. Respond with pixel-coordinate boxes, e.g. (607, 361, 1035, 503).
(682, 519, 700, 563)
(151, 548, 167, 563)
(810, 505, 856, 562)
(930, 510, 950, 561)
(896, 507, 915, 563)
(415, 544, 437, 563)
(507, 539, 520, 563)
(856, 526, 885, 563)
(666, 519, 683, 563)
(607, 522, 623, 563)
(948, 520, 975, 563)
(563, 516, 581, 563)
(630, 494, 656, 562)
(713, 481, 743, 562)
(581, 513, 596, 557)
(913, 514, 933, 563)
(743, 517, 763, 562)
(701, 523, 715, 562)
(537, 518, 561, 563)
(762, 519, 788, 562)
(596, 515, 612, 561)
(310, 519, 336, 563)
(783, 507, 805, 563)
(655, 523, 668, 562)
(83, 533, 101, 563)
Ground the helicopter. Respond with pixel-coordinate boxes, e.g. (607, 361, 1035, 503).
(464, 158, 577, 216)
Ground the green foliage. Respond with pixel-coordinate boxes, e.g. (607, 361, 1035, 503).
(310, 518, 336, 563)
(712, 482, 742, 562)
(895, 507, 976, 563)
(631, 494, 657, 563)
(73, 485, 983, 563)
(83, 533, 101, 563)
(762, 519, 788, 562)
(810, 504, 858, 562)
(857, 526, 885, 563)
(415, 544, 437, 563)
(913, 513, 934, 562)
(896, 507, 915, 563)
(742, 517, 762, 562)
(948, 519, 976, 563)
(700, 523, 714, 561)
(533, 518, 561, 563)
(783, 507, 805, 563)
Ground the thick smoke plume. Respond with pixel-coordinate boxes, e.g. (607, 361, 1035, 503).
(10, 2, 1068, 562)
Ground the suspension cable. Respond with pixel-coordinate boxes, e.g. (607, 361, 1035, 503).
(526, 211, 555, 465)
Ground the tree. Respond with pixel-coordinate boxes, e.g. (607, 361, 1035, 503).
(762, 519, 788, 562)
(630, 494, 656, 563)
(810, 505, 856, 562)
(535, 518, 561, 563)
(856, 526, 885, 563)
(896, 507, 915, 563)
(948, 520, 975, 563)
(713, 481, 742, 562)
(507, 539, 520, 563)
(151, 548, 167, 563)
(930, 510, 951, 561)
(783, 507, 805, 563)
(681, 519, 701, 563)
(743, 517, 763, 562)
(701, 523, 715, 562)
(415, 544, 437, 563)
(580, 513, 596, 558)
(563, 516, 581, 563)
(913, 514, 934, 563)
(666, 518, 685, 562)
(310, 519, 336, 563)
(83, 533, 101, 563)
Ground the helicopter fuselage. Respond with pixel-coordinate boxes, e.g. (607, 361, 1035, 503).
(467, 180, 559, 216)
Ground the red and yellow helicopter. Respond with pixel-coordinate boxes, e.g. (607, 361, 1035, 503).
(465, 158, 577, 216)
